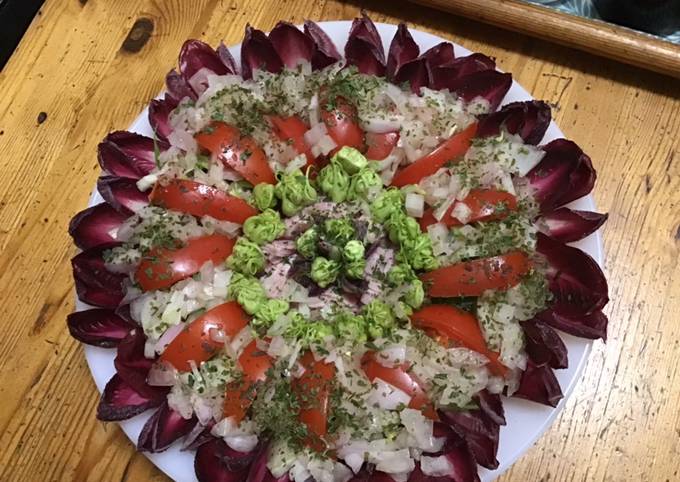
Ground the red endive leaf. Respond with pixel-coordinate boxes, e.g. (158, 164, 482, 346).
(537, 232, 609, 318)
(114, 328, 166, 399)
(268, 21, 314, 68)
(527, 139, 594, 213)
(138, 401, 197, 453)
(520, 319, 569, 369)
(387, 23, 420, 80)
(421, 42, 456, 68)
(148, 96, 176, 142)
(194, 437, 253, 482)
(71, 243, 126, 308)
(536, 307, 609, 341)
(67, 308, 135, 348)
(97, 373, 163, 421)
(241, 25, 284, 80)
(97, 131, 166, 180)
(513, 359, 563, 407)
(179, 39, 234, 95)
(477, 100, 551, 145)
(69, 203, 128, 250)
(165, 69, 197, 104)
(97, 176, 149, 214)
(345, 13, 386, 76)
(429, 53, 496, 90)
(448, 70, 512, 111)
(395, 58, 429, 94)
(540, 207, 608, 243)
(217, 42, 238, 75)
(303, 20, 341, 70)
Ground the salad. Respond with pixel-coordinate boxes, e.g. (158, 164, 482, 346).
(67, 15, 609, 482)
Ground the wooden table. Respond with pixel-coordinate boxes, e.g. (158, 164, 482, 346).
(1, 0, 678, 481)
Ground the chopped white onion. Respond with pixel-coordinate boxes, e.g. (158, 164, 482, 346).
(147, 361, 178, 386)
(433, 196, 456, 221)
(136, 173, 158, 192)
(420, 455, 455, 477)
(168, 129, 197, 153)
(285, 153, 308, 174)
(366, 378, 412, 410)
(313, 134, 337, 157)
(304, 122, 328, 146)
(451, 201, 472, 224)
(405, 192, 425, 218)
(225, 434, 259, 453)
(362, 115, 402, 134)
(188, 67, 214, 95)
(154, 322, 185, 354)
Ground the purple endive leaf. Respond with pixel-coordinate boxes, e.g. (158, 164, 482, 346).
(114, 328, 166, 399)
(97, 131, 166, 180)
(553, 151, 597, 209)
(182, 423, 215, 451)
(395, 58, 430, 94)
(540, 208, 608, 243)
(217, 42, 238, 75)
(269, 21, 314, 69)
(537, 232, 609, 318)
(527, 139, 593, 213)
(513, 359, 563, 407)
(421, 42, 456, 68)
(245, 442, 290, 482)
(71, 243, 125, 308)
(148, 96, 176, 142)
(303, 20, 341, 70)
(349, 470, 395, 481)
(476, 389, 506, 426)
(520, 320, 568, 369)
(476, 100, 551, 145)
(439, 400, 501, 470)
(179, 39, 234, 95)
(241, 25, 284, 80)
(449, 70, 512, 112)
(97, 373, 163, 421)
(387, 23, 420, 80)
(194, 438, 254, 482)
(97, 176, 149, 214)
(165, 69, 197, 104)
(345, 13, 386, 76)
(536, 307, 608, 341)
(66, 308, 135, 348)
(69, 203, 128, 250)
(429, 53, 496, 90)
(138, 401, 197, 453)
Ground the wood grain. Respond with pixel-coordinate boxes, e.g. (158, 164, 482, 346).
(0, 0, 679, 481)
(409, 0, 680, 79)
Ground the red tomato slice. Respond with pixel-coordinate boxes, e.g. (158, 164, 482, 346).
(137, 234, 235, 292)
(269, 115, 315, 166)
(223, 340, 274, 422)
(150, 179, 258, 224)
(361, 352, 438, 420)
(391, 123, 478, 187)
(160, 302, 250, 371)
(420, 251, 531, 298)
(411, 305, 507, 376)
(365, 131, 399, 160)
(295, 352, 336, 450)
(195, 122, 276, 185)
(419, 189, 518, 231)
(321, 96, 365, 152)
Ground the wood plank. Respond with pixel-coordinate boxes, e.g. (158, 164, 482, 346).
(408, 0, 680, 78)
(0, 0, 678, 481)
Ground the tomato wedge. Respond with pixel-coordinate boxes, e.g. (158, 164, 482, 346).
(411, 305, 507, 376)
(160, 302, 250, 371)
(365, 131, 399, 160)
(269, 115, 315, 165)
(195, 122, 276, 185)
(223, 340, 274, 422)
(419, 189, 518, 231)
(391, 123, 477, 187)
(361, 351, 437, 420)
(295, 352, 336, 450)
(420, 251, 530, 298)
(321, 96, 365, 152)
(150, 179, 258, 224)
(136, 234, 235, 292)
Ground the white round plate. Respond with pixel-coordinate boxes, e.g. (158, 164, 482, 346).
(78, 21, 602, 482)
